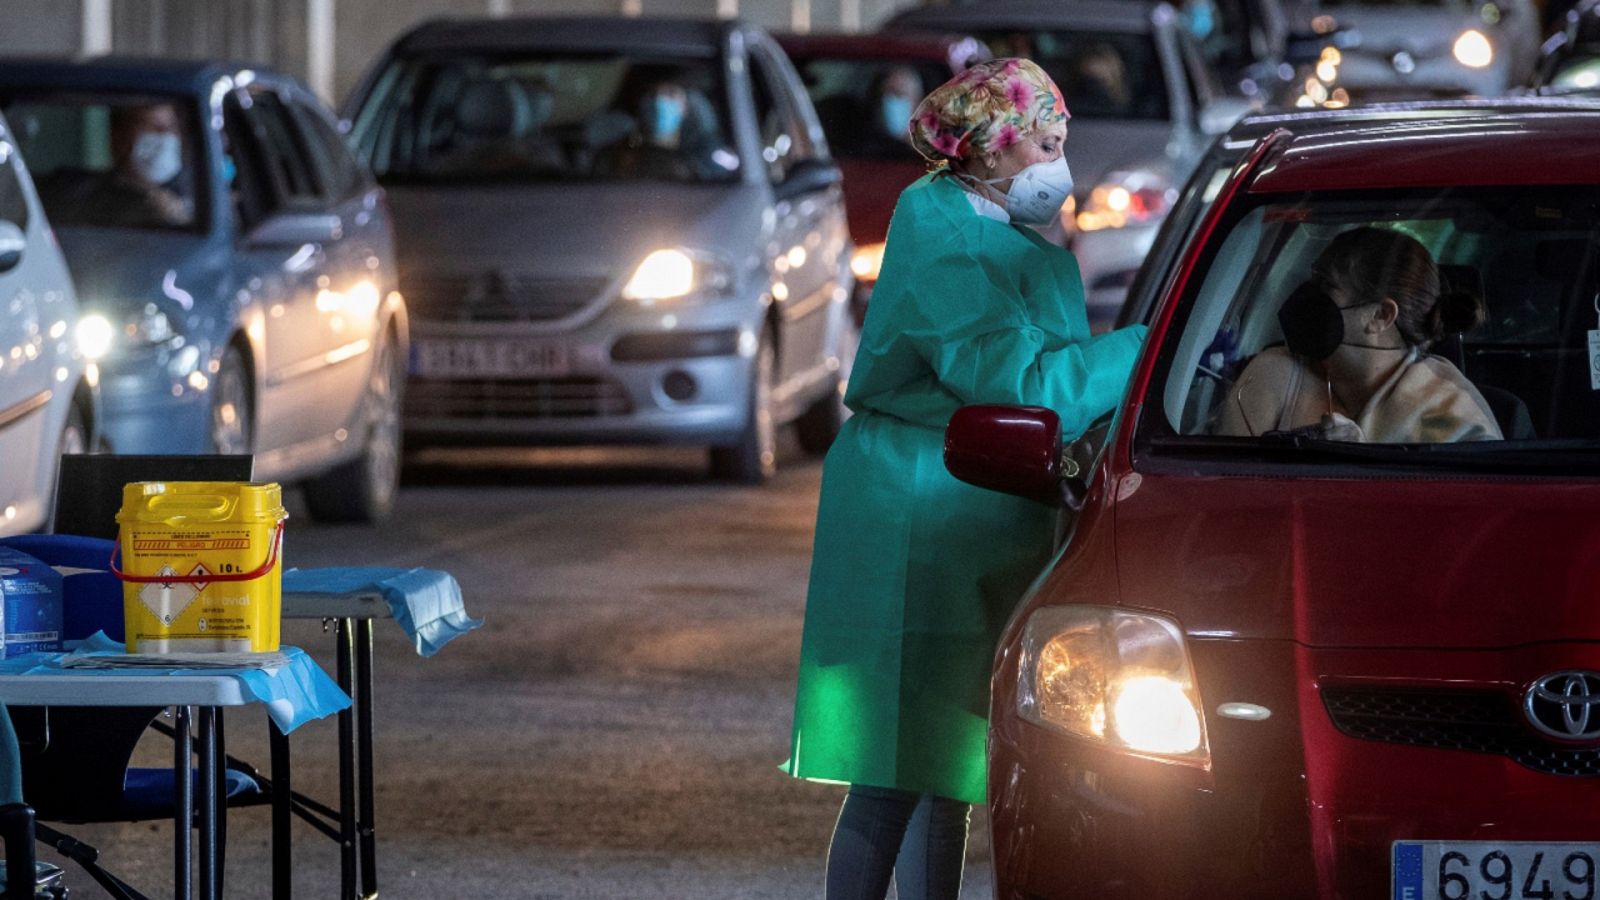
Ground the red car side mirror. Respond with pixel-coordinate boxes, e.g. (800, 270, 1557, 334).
(943, 405, 1064, 505)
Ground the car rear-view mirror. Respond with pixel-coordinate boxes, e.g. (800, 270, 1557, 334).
(246, 212, 343, 248)
(944, 404, 1066, 505)
(0, 220, 25, 274)
(775, 158, 842, 202)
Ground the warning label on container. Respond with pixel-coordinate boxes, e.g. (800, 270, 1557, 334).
(138, 565, 199, 626)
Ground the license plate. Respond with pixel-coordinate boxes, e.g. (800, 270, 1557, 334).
(1393, 841, 1600, 900)
(411, 339, 570, 379)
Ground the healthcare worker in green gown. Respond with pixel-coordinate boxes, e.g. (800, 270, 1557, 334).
(783, 58, 1148, 900)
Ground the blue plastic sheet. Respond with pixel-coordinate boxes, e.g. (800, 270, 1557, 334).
(0, 632, 350, 734)
(281, 567, 481, 657)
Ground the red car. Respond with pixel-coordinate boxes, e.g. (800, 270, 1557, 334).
(776, 32, 987, 315)
(945, 102, 1600, 898)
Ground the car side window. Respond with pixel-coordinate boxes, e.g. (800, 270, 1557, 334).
(245, 87, 323, 207)
(0, 146, 29, 231)
(287, 98, 362, 203)
(222, 94, 274, 233)
(748, 47, 814, 183)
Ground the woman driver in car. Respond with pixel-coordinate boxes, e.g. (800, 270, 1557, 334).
(1217, 226, 1502, 443)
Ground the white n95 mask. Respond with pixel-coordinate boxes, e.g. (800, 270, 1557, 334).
(133, 132, 183, 186)
(998, 156, 1074, 226)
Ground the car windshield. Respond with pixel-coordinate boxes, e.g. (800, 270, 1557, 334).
(967, 30, 1169, 120)
(791, 55, 956, 161)
(350, 51, 740, 185)
(1320, 0, 1453, 6)
(0, 91, 206, 232)
(1149, 186, 1600, 463)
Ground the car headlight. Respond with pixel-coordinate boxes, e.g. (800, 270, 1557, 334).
(74, 314, 114, 360)
(1453, 29, 1493, 68)
(850, 242, 885, 283)
(1017, 605, 1208, 762)
(621, 248, 733, 304)
(1075, 170, 1178, 233)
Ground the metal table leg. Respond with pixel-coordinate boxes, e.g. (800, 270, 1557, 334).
(198, 706, 219, 900)
(271, 720, 291, 900)
(337, 619, 358, 900)
(356, 618, 378, 899)
(174, 706, 193, 900)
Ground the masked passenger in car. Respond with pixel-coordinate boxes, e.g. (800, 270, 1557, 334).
(1216, 226, 1502, 443)
(74, 103, 193, 228)
(784, 58, 1146, 900)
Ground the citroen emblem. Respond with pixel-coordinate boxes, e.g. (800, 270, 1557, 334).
(1525, 671, 1600, 741)
(1391, 51, 1416, 75)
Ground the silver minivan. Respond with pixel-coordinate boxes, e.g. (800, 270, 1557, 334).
(345, 16, 857, 482)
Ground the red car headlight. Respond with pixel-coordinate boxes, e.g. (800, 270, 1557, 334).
(1016, 606, 1210, 764)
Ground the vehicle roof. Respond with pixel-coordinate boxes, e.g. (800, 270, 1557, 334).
(774, 32, 969, 62)
(1241, 103, 1600, 192)
(393, 16, 734, 57)
(0, 55, 276, 95)
(1225, 95, 1600, 145)
(888, 0, 1158, 33)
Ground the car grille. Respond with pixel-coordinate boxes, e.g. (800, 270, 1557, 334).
(1322, 686, 1600, 777)
(406, 377, 633, 420)
(403, 273, 610, 323)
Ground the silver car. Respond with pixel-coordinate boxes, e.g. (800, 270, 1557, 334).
(345, 17, 856, 483)
(0, 110, 96, 536)
(1307, 0, 1542, 102)
(886, 0, 1252, 330)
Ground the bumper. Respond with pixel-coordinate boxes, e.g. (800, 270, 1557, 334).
(403, 297, 757, 446)
(95, 353, 212, 454)
(1073, 223, 1159, 334)
(990, 638, 1600, 899)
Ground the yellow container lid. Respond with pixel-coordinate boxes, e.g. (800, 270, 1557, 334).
(116, 481, 287, 526)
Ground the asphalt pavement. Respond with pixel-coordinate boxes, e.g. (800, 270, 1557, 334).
(48, 439, 995, 898)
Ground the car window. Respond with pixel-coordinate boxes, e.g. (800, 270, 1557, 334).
(349, 51, 740, 185)
(791, 55, 955, 162)
(246, 87, 323, 206)
(969, 30, 1170, 120)
(222, 92, 274, 232)
(1147, 186, 1600, 451)
(1117, 153, 1235, 329)
(287, 97, 362, 202)
(749, 46, 816, 183)
(0, 146, 29, 231)
(0, 91, 204, 232)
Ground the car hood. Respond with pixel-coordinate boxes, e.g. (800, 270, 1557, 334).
(52, 226, 214, 317)
(1336, 5, 1485, 58)
(1110, 473, 1600, 649)
(383, 181, 769, 279)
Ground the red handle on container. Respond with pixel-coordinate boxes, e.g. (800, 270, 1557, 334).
(109, 522, 284, 585)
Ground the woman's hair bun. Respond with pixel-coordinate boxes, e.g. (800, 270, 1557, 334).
(1430, 289, 1486, 338)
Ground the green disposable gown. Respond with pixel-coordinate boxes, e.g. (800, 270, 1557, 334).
(784, 172, 1147, 805)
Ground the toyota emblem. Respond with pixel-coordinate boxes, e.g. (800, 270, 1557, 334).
(1525, 671, 1600, 741)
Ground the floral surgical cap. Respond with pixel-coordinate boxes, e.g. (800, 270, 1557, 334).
(910, 58, 1070, 165)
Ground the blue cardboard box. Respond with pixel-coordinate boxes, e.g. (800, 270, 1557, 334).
(0, 547, 64, 657)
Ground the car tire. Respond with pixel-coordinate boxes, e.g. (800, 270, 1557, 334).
(304, 333, 403, 524)
(795, 314, 858, 456)
(210, 345, 253, 455)
(710, 332, 777, 484)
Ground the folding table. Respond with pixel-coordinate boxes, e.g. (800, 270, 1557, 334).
(0, 646, 348, 900)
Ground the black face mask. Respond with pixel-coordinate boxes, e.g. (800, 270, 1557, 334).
(1277, 282, 1388, 361)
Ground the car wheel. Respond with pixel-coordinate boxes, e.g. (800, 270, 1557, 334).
(710, 332, 777, 484)
(211, 345, 253, 455)
(795, 313, 857, 456)
(304, 333, 403, 524)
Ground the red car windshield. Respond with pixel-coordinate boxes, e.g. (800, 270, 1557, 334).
(1145, 186, 1600, 461)
(791, 56, 956, 162)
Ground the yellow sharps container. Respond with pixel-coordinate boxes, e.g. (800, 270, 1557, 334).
(114, 481, 287, 654)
